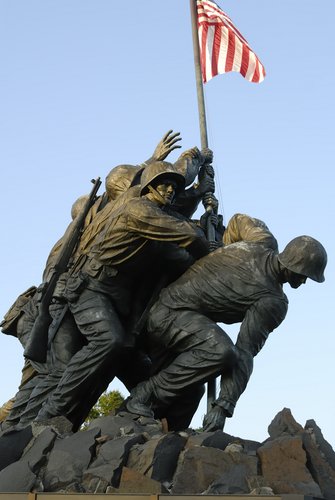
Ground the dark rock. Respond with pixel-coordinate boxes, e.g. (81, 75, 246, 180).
(82, 465, 112, 493)
(257, 434, 322, 496)
(0, 425, 33, 471)
(87, 413, 142, 438)
(201, 430, 261, 455)
(32, 416, 73, 436)
(250, 486, 275, 495)
(126, 436, 161, 476)
(184, 431, 216, 448)
(87, 434, 145, 487)
(151, 432, 187, 484)
(267, 407, 304, 439)
(94, 434, 145, 466)
(87, 412, 163, 439)
(106, 485, 118, 493)
(246, 474, 272, 491)
(125, 432, 186, 488)
(305, 419, 335, 471)
(63, 481, 86, 493)
(0, 460, 36, 492)
(22, 427, 57, 471)
(43, 427, 100, 491)
(172, 444, 257, 494)
(0, 406, 334, 497)
(117, 466, 163, 493)
(201, 430, 232, 450)
(203, 467, 252, 494)
(302, 428, 335, 500)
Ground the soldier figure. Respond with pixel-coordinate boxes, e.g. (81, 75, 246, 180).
(33, 161, 209, 428)
(0, 131, 193, 430)
(0, 195, 91, 430)
(126, 214, 327, 432)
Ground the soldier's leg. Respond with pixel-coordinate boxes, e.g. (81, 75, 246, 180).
(117, 348, 152, 390)
(18, 306, 84, 427)
(127, 302, 237, 417)
(2, 373, 46, 429)
(149, 306, 236, 401)
(204, 309, 269, 431)
(154, 383, 205, 431)
(1, 356, 48, 430)
(72, 348, 152, 430)
(35, 287, 125, 424)
(1, 293, 51, 430)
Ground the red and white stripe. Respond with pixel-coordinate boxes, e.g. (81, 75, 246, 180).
(197, 0, 266, 83)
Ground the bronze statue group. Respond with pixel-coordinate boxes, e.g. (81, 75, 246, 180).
(0, 131, 327, 434)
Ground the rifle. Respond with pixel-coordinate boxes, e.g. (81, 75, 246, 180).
(24, 177, 102, 362)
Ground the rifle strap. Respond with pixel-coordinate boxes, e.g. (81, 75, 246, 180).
(47, 304, 69, 348)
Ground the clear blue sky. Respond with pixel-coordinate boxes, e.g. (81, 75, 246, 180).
(1, 1, 334, 444)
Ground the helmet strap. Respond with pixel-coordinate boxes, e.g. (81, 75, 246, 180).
(147, 184, 168, 206)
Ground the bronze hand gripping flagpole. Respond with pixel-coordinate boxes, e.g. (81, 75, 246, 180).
(190, 0, 218, 410)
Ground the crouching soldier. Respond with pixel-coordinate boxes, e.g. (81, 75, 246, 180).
(126, 214, 327, 432)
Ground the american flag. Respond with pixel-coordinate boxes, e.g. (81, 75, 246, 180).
(197, 0, 266, 83)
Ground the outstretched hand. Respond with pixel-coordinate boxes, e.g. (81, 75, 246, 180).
(202, 405, 227, 432)
(152, 130, 182, 161)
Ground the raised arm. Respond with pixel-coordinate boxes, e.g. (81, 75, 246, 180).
(144, 130, 182, 164)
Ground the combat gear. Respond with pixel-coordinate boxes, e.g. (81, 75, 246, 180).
(24, 177, 102, 363)
(71, 195, 89, 220)
(1, 286, 37, 337)
(278, 235, 327, 283)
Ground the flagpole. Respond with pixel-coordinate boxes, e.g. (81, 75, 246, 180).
(189, 0, 208, 150)
(190, 0, 216, 412)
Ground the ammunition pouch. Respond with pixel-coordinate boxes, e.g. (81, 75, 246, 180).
(52, 272, 69, 301)
(1, 286, 37, 337)
(63, 273, 88, 302)
(83, 257, 118, 281)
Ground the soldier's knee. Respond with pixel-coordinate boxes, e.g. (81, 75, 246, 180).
(98, 331, 124, 355)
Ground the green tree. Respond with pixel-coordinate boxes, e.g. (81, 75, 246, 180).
(83, 390, 125, 428)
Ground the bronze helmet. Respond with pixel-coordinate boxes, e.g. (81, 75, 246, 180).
(140, 161, 185, 196)
(278, 236, 327, 283)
